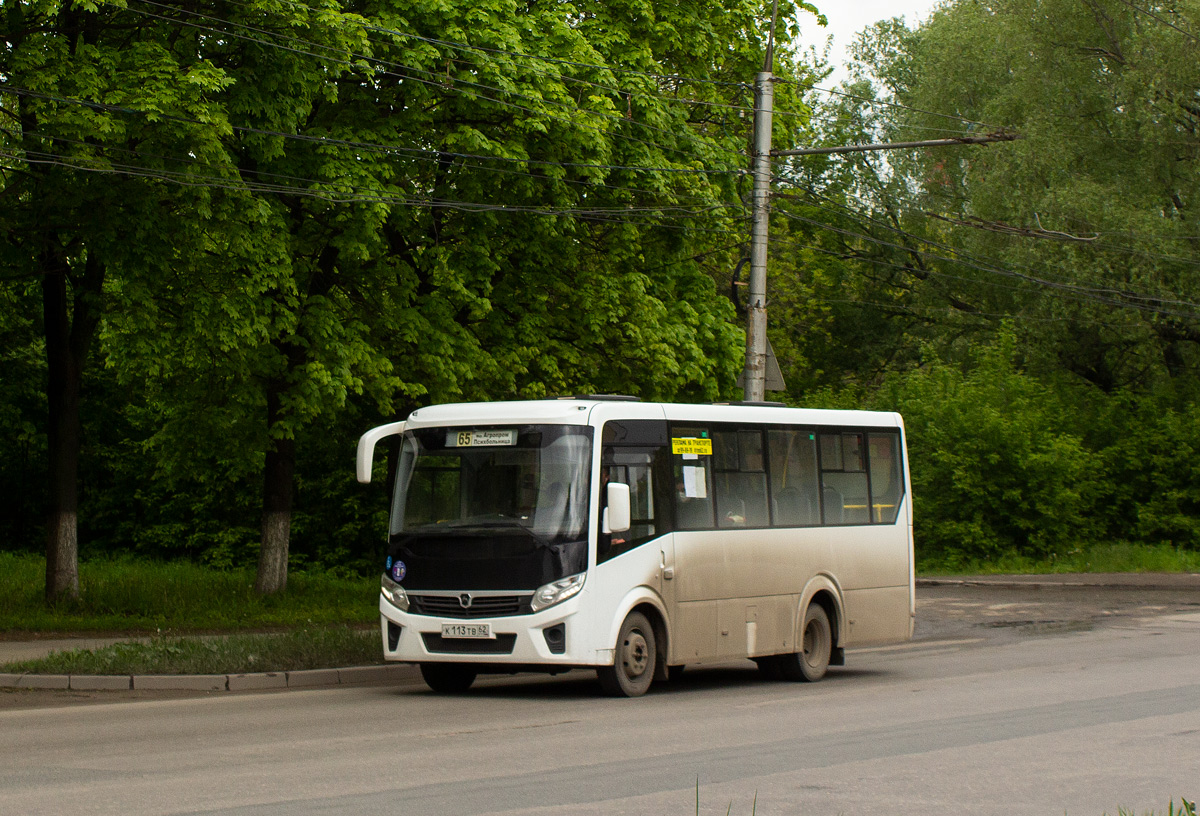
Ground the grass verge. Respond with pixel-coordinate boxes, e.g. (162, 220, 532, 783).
(918, 542, 1200, 576)
(0, 553, 377, 633)
(1, 627, 382, 675)
(1113, 799, 1197, 816)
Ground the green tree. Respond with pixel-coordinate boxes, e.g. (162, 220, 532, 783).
(768, 0, 1200, 560)
(0, 0, 249, 599)
(848, 0, 1200, 389)
(71, 0, 824, 591)
(877, 335, 1101, 565)
(1, 0, 833, 593)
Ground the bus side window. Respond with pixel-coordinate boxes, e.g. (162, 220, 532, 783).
(598, 417, 670, 563)
(768, 429, 819, 526)
(714, 429, 768, 528)
(672, 426, 714, 529)
(819, 432, 870, 525)
(868, 432, 905, 523)
(598, 455, 659, 562)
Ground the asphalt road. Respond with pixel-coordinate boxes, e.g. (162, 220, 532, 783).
(2, 579, 1198, 815)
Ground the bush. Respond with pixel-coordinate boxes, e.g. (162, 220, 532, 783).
(1090, 391, 1200, 549)
(877, 337, 1101, 566)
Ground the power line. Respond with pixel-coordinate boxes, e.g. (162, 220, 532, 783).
(15, 126, 739, 211)
(774, 178, 1200, 303)
(762, 225, 1200, 333)
(1, 86, 744, 182)
(772, 131, 1020, 158)
(789, 81, 1008, 132)
(797, 174, 1200, 247)
(0, 148, 753, 232)
(768, 202, 1200, 320)
(208, 0, 758, 113)
(215, 0, 749, 88)
(1110, 0, 1200, 42)
(106, 0, 751, 168)
(807, 180, 1200, 277)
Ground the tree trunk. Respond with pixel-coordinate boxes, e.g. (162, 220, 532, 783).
(42, 252, 102, 603)
(255, 386, 295, 595)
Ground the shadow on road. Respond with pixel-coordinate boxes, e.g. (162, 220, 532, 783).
(370, 661, 890, 701)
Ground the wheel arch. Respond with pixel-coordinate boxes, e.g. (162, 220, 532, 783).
(607, 589, 670, 681)
(799, 573, 846, 655)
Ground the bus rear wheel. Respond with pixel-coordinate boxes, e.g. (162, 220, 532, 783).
(598, 611, 656, 697)
(778, 603, 832, 682)
(420, 662, 477, 693)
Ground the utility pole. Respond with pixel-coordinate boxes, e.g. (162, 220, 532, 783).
(737, 74, 1019, 400)
(743, 69, 774, 403)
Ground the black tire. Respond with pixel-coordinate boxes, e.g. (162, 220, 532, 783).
(420, 662, 477, 693)
(778, 603, 832, 682)
(597, 611, 657, 697)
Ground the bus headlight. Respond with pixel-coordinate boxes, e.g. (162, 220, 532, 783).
(381, 575, 409, 611)
(530, 573, 585, 613)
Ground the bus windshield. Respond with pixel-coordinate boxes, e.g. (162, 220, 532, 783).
(391, 425, 592, 542)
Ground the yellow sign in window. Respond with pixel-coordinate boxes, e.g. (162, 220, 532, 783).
(671, 438, 713, 456)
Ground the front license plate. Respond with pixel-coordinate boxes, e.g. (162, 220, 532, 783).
(441, 622, 493, 639)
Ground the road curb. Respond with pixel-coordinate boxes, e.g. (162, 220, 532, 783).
(0, 673, 70, 689)
(0, 664, 419, 693)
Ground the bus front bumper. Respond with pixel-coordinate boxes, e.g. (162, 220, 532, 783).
(378, 593, 604, 667)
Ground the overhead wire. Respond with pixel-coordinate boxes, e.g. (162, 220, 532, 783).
(0, 147, 755, 238)
(758, 227, 1197, 336)
(12, 126, 740, 209)
(767, 200, 1200, 320)
(1, 87, 745, 186)
(206, 0, 759, 116)
(783, 79, 1007, 132)
(106, 0, 751, 170)
(20, 0, 1195, 329)
(1110, 0, 1200, 42)
(777, 202, 1200, 316)
(790, 177, 1200, 268)
(213, 0, 749, 88)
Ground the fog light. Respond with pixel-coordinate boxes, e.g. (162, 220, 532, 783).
(543, 623, 566, 654)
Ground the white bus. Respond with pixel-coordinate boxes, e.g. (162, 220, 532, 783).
(356, 396, 913, 696)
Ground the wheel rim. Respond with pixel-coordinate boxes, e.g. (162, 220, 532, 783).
(803, 620, 824, 667)
(622, 630, 649, 678)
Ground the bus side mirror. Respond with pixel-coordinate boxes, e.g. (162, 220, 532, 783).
(604, 483, 631, 534)
(356, 421, 406, 483)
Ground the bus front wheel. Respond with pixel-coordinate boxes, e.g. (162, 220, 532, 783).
(778, 603, 832, 682)
(420, 662, 477, 693)
(598, 611, 656, 697)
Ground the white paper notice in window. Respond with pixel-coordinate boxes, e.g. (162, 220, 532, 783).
(682, 466, 707, 499)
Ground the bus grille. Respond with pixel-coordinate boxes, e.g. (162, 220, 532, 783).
(421, 633, 518, 654)
(410, 594, 530, 618)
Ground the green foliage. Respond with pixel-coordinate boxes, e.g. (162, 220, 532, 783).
(0, 0, 825, 579)
(0, 553, 376, 632)
(8, 0, 1200, 581)
(2, 627, 381, 675)
(878, 335, 1101, 564)
(869, 330, 1200, 566)
(0, 282, 46, 553)
(1110, 800, 1197, 816)
(1089, 390, 1200, 548)
(843, 0, 1200, 394)
(917, 542, 1200, 576)
(759, 0, 1200, 566)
